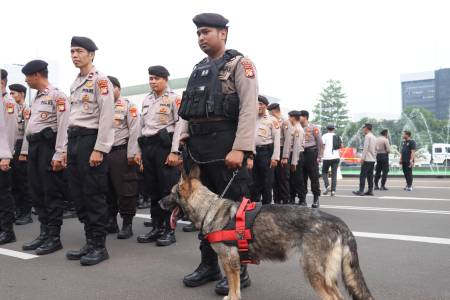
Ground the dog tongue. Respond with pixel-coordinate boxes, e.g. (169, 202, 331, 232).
(170, 207, 180, 229)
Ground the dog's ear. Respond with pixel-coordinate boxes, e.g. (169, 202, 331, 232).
(189, 164, 201, 180)
(179, 164, 188, 181)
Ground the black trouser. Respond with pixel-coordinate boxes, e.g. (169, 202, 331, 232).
(358, 161, 375, 192)
(27, 134, 65, 227)
(185, 121, 250, 266)
(11, 139, 31, 217)
(0, 170, 15, 232)
(251, 144, 274, 205)
(299, 148, 321, 198)
(322, 158, 340, 192)
(140, 135, 179, 227)
(289, 152, 304, 203)
(67, 128, 109, 240)
(273, 147, 290, 204)
(402, 163, 413, 187)
(374, 153, 389, 187)
(61, 170, 73, 211)
(106, 146, 138, 223)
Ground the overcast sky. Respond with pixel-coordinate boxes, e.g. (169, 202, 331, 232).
(2, 0, 450, 119)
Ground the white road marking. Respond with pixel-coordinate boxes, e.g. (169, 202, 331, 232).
(337, 184, 450, 189)
(0, 248, 38, 260)
(353, 232, 450, 245)
(320, 204, 450, 215)
(313, 194, 450, 201)
(135, 213, 190, 224)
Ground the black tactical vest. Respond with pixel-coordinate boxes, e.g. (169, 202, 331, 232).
(178, 50, 243, 121)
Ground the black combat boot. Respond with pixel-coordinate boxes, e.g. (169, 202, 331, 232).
(117, 217, 133, 239)
(182, 221, 197, 232)
(143, 220, 153, 227)
(156, 223, 176, 246)
(364, 190, 374, 196)
(22, 224, 48, 250)
(80, 236, 109, 266)
(215, 265, 251, 295)
(183, 243, 222, 287)
(66, 237, 94, 260)
(106, 215, 119, 234)
(311, 195, 320, 208)
(0, 223, 16, 245)
(35, 226, 63, 255)
(298, 197, 307, 206)
(137, 219, 163, 243)
(374, 184, 380, 190)
(15, 213, 33, 225)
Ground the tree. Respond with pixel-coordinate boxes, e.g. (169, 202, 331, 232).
(313, 80, 349, 135)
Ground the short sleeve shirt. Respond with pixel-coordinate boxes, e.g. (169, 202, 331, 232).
(401, 139, 416, 162)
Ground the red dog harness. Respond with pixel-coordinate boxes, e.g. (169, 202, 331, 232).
(205, 198, 261, 264)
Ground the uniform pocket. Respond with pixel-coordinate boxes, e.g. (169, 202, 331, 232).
(121, 170, 138, 197)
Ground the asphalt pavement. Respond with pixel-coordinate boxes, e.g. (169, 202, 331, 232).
(1, 177, 449, 300)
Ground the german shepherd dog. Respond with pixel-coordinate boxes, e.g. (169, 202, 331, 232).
(160, 165, 374, 300)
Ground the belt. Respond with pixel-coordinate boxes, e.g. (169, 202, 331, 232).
(189, 120, 237, 136)
(111, 144, 127, 151)
(256, 144, 274, 152)
(68, 126, 98, 138)
(304, 146, 318, 152)
(138, 133, 174, 146)
(26, 128, 56, 143)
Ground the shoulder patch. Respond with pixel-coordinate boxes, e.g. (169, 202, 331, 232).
(240, 59, 255, 78)
(272, 120, 280, 129)
(23, 108, 31, 120)
(6, 102, 15, 114)
(129, 105, 138, 118)
(56, 98, 66, 112)
(313, 127, 319, 136)
(175, 97, 181, 109)
(98, 80, 109, 95)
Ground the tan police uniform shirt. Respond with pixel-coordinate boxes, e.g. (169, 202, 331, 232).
(290, 123, 305, 166)
(140, 89, 185, 153)
(1, 92, 18, 157)
(69, 66, 115, 154)
(113, 97, 140, 158)
(20, 85, 70, 161)
(16, 103, 29, 140)
(0, 97, 17, 159)
(255, 112, 280, 160)
(303, 122, 323, 156)
(361, 131, 377, 162)
(375, 136, 391, 154)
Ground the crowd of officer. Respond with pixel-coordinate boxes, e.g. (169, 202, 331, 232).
(0, 12, 352, 296)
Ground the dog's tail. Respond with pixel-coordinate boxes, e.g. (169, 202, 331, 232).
(341, 232, 375, 300)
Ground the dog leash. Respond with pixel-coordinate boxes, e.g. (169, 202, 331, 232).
(219, 169, 239, 199)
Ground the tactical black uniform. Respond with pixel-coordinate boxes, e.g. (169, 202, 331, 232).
(0, 170, 16, 244)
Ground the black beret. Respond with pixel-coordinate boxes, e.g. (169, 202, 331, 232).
(258, 95, 269, 106)
(299, 110, 309, 118)
(193, 13, 229, 29)
(0, 69, 7, 80)
(148, 65, 170, 78)
(380, 129, 388, 136)
(21, 60, 48, 75)
(288, 110, 301, 117)
(107, 76, 121, 89)
(267, 103, 280, 111)
(71, 36, 98, 52)
(326, 124, 336, 130)
(363, 123, 373, 130)
(8, 84, 27, 94)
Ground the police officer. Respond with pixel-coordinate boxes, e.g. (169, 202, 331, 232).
(65, 36, 115, 266)
(19, 60, 69, 255)
(400, 130, 416, 191)
(299, 110, 323, 208)
(251, 96, 279, 204)
(286, 110, 305, 204)
(179, 13, 258, 296)
(353, 123, 377, 196)
(0, 69, 18, 244)
(136, 66, 183, 247)
(9, 83, 32, 225)
(374, 129, 391, 190)
(105, 76, 140, 239)
(268, 103, 290, 204)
